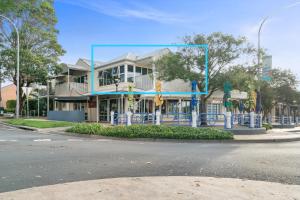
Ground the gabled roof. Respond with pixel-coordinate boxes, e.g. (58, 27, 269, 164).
(79, 58, 104, 67)
(96, 48, 171, 69)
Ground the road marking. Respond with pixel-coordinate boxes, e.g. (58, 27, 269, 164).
(33, 139, 51, 142)
(95, 139, 112, 142)
(0, 139, 18, 142)
(67, 139, 83, 142)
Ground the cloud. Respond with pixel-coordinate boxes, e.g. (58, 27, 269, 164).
(58, 0, 185, 24)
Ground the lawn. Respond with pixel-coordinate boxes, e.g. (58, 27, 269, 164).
(67, 124, 233, 140)
(6, 119, 75, 129)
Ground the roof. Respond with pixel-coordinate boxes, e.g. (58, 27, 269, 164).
(80, 58, 104, 67)
(96, 48, 171, 69)
(67, 64, 90, 71)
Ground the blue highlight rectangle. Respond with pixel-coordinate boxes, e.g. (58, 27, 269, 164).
(90, 44, 208, 95)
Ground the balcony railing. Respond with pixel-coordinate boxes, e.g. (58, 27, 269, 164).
(135, 75, 153, 91)
(55, 82, 88, 96)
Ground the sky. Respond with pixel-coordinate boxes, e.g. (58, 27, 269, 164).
(55, 0, 300, 80)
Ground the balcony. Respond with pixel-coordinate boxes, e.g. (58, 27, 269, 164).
(135, 75, 153, 91)
(55, 82, 88, 96)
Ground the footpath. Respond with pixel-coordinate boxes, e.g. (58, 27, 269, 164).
(0, 176, 299, 200)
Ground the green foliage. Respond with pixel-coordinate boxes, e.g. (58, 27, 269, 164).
(262, 123, 272, 130)
(155, 32, 255, 114)
(0, 0, 65, 113)
(67, 124, 234, 140)
(6, 99, 16, 113)
(6, 119, 74, 128)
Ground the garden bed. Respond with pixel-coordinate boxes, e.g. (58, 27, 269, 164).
(67, 124, 233, 140)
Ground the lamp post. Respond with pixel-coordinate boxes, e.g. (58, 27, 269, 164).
(256, 16, 268, 114)
(0, 15, 20, 118)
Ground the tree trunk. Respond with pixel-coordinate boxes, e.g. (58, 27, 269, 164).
(199, 95, 207, 125)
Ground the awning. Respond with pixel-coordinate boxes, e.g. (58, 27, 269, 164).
(54, 96, 90, 102)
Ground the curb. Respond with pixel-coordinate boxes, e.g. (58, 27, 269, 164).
(0, 122, 38, 131)
(60, 130, 300, 144)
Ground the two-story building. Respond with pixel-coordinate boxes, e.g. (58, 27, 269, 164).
(53, 49, 247, 122)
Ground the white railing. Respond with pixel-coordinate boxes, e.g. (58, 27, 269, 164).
(55, 82, 88, 96)
(135, 75, 153, 91)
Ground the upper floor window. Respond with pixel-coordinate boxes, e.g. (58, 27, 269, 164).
(98, 65, 125, 86)
(127, 65, 134, 83)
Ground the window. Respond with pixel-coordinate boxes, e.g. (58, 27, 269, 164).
(127, 65, 134, 82)
(98, 65, 125, 86)
(120, 65, 125, 82)
(142, 68, 147, 75)
(98, 71, 104, 86)
(135, 66, 142, 76)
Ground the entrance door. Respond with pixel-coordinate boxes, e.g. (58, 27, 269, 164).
(110, 99, 118, 113)
(99, 100, 108, 121)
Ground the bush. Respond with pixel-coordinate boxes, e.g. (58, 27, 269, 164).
(6, 100, 16, 113)
(67, 124, 233, 140)
(262, 123, 272, 130)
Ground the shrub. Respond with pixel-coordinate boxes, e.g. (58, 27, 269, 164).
(6, 100, 16, 113)
(262, 123, 272, 130)
(67, 124, 233, 140)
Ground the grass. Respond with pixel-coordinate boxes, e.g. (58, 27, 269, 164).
(67, 124, 233, 140)
(6, 119, 75, 129)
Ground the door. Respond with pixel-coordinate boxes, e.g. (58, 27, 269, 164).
(99, 100, 108, 121)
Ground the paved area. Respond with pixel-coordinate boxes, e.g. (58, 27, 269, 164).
(0, 176, 299, 200)
(234, 127, 300, 142)
(0, 123, 299, 193)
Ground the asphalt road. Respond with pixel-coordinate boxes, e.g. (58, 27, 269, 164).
(0, 124, 299, 193)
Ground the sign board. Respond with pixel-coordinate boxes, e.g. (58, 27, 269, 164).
(21, 87, 33, 97)
(262, 55, 272, 81)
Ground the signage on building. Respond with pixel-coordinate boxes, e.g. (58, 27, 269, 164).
(262, 55, 272, 81)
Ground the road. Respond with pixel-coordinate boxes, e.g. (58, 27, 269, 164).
(0, 124, 299, 193)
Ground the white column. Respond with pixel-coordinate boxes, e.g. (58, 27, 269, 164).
(290, 116, 294, 125)
(250, 111, 255, 128)
(192, 110, 197, 128)
(124, 64, 128, 83)
(178, 99, 182, 113)
(155, 110, 161, 125)
(110, 111, 114, 125)
(96, 96, 99, 123)
(240, 113, 244, 125)
(126, 111, 132, 126)
(152, 62, 156, 89)
(226, 112, 232, 129)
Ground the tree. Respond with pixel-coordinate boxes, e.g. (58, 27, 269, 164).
(156, 32, 255, 116)
(0, 0, 65, 114)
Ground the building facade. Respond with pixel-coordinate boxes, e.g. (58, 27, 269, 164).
(53, 49, 247, 122)
(0, 84, 16, 108)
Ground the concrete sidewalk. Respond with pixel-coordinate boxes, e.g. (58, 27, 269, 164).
(0, 176, 299, 200)
(233, 128, 300, 142)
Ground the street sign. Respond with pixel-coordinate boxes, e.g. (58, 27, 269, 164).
(21, 87, 33, 97)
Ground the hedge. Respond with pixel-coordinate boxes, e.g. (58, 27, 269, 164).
(67, 124, 233, 140)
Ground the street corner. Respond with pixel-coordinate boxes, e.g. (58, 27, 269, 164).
(0, 176, 299, 200)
